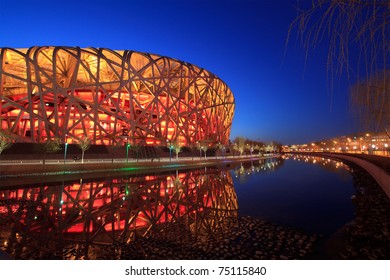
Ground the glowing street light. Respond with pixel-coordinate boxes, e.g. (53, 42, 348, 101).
(126, 143, 130, 163)
(63, 135, 68, 164)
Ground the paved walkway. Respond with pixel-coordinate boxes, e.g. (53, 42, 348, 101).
(347, 154, 390, 174)
(0, 155, 276, 187)
(3, 152, 390, 199)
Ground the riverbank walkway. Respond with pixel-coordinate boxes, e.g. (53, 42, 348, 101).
(2, 152, 390, 199)
(0, 154, 276, 186)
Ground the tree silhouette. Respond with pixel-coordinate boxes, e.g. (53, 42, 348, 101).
(197, 141, 210, 159)
(170, 139, 183, 160)
(233, 137, 247, 156)
(350, 70, 390, 137)
(288, 0, 389, 134)
(288, 0, 388, 81)
(77, 136, 91, 164)
(0, 129, 13, 156)
(37, 138, 62, 164)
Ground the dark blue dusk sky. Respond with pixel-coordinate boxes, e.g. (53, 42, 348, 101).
(0, 0, 358, 145)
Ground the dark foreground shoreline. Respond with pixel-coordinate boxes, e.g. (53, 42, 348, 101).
(118, 164, 390, 260)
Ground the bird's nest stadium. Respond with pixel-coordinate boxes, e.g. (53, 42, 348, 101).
(0, 46, 234, 146)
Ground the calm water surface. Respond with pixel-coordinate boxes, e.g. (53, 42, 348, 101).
(0, 155, 356, 259)
(232, 155, 355, 235)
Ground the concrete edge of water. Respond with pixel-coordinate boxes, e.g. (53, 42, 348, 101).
(291, 152, 390, 199)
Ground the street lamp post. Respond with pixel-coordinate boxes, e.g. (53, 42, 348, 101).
(126, 143, 130, 163)
(63, 135, 68, 165)
(167, 140, 172, 161)
(64, 143, 68, 164)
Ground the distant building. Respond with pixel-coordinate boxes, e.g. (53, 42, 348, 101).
(283, 132, 390, 156)
(0, 47, 235, 146)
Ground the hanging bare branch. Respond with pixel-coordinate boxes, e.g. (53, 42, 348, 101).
(350, 70, 390, 136)
(287, 0, 389, 82)
(288, 0, 389, 136)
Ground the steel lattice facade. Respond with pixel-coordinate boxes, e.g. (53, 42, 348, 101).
(0, 46, 235, 146)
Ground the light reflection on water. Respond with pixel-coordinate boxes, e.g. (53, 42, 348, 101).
(0, 155, 356, 259)
(0, 167, 239, 259)
(232, 155, 355, 235)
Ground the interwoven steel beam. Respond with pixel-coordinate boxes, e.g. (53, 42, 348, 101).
(0, 47, 235, 146)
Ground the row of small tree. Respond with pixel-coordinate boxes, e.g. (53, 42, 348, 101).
(231, 137, 282, 157)
(0, 131, 91, 164)
(166, 137, 283, 159)
(167, 139, 210, 160)
(1, 129, 283, 162)
(37, 136, 91, 164)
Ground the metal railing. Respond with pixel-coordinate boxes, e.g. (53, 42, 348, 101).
(0, 153, 270, 165)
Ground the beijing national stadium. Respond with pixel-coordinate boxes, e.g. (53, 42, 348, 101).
(0, 47, 234, 146)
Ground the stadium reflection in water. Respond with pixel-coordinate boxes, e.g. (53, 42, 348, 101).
(0, 166, 240, 259)
(0, 156, 357, 260)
